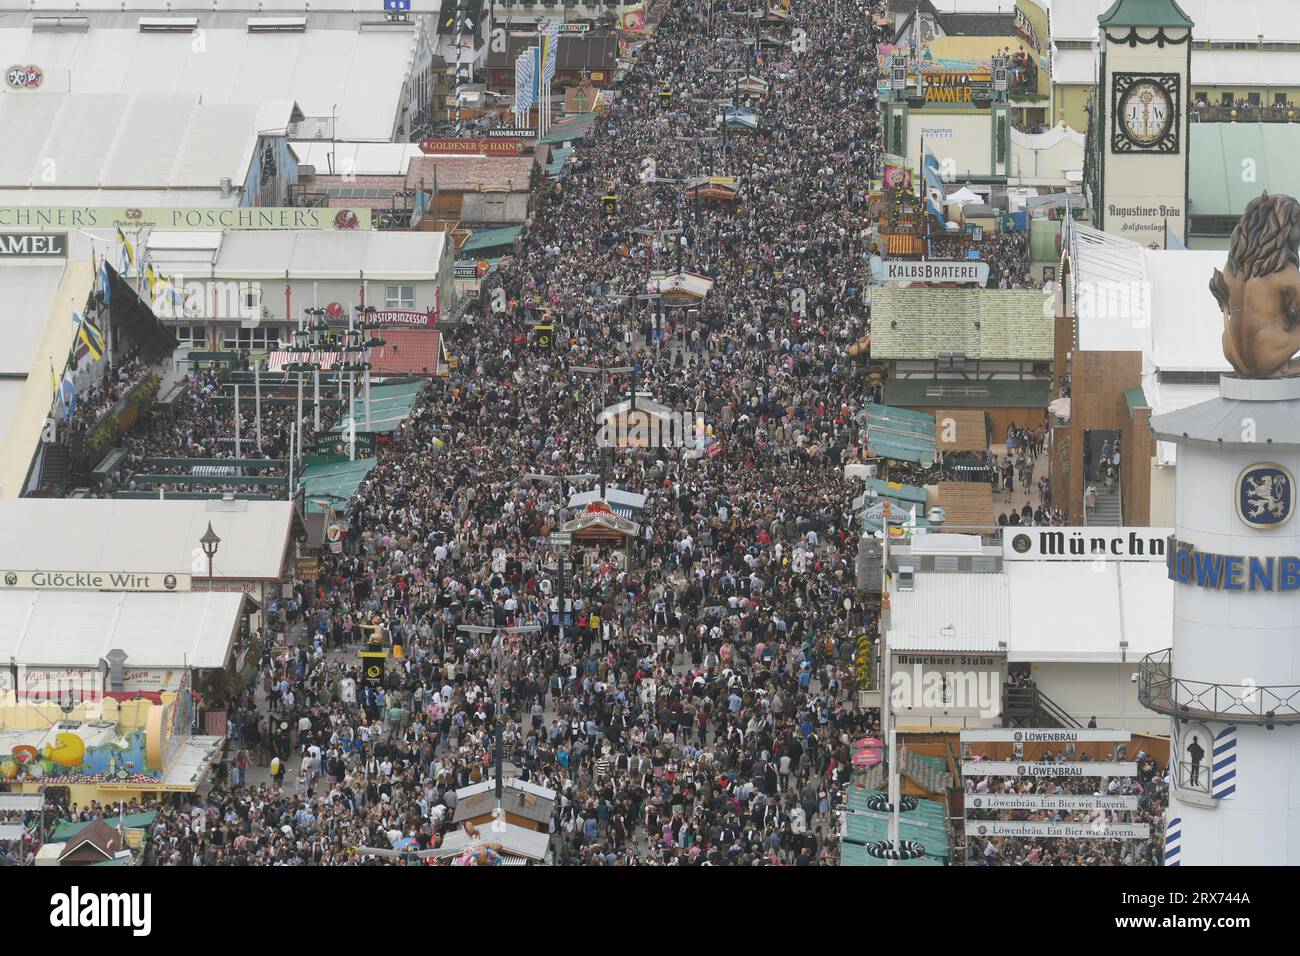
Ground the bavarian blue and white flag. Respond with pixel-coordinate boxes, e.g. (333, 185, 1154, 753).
(515, 48, 537, 121)
(1163, 815, 1181, 866)
(1212, 725, 1237, 799)
(541, 22, 561, 83)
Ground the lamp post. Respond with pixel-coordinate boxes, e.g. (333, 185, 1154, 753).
(200, 522, 222, 592)
(571, 365, 634, 500)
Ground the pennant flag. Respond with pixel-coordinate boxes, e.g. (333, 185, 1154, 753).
(145, 258, 159, 297)
(99, 256, 113, 307)
(75, 309, 106, 361)
(115, 227, 135, 276)
(541, 21, 561, 84)
(60, 369, 77, 419)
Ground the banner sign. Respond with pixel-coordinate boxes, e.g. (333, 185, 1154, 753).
(369, 309, 438, 328)
(485, 127, 537, 137)
(305, 433, 377, 459)
(0, 232, 67, 257)
(961, 729, 1133, 743)
(921, 72, 991, 104)
(870, 257, 989, 284)
(1, 570, 191, 592)
(418, 138, 526, 157)
(0, 207, 372, 231)
(453, 263, 480, 279)
(965, 794, 1139, 812)
(360, 651, 387, 688)
(962, 761, 1138, 777)
(1004, 527, 1174, 561)
(967, 821, 1150, 839)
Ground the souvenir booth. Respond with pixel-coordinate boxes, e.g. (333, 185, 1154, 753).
(560, 500, 640, 573)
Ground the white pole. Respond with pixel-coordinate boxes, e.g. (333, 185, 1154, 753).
(297, 371, 304, 450)
(880, 502, 900, 866)
(288, 420, 295, 503)
(313, 367, 321, 431)
(364, 365, 371, 434)
(255, 361, 263, 452)
(348, 367, 356, 462)
(234, 383, 241, 454)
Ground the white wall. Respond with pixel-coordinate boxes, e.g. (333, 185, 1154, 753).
(1031, 661, 1166, 733)
(907, 114, 993, 181)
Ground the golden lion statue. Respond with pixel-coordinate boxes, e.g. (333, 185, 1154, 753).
(1210, 192, 1300, 378)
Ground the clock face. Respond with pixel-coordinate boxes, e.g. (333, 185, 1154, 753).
(1111, 72, 1181, 154)
(1121, 81, 1172, 145)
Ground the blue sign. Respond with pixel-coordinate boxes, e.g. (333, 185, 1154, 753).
(1237, 463, 1294, 530)
(385, 0, 412, 11)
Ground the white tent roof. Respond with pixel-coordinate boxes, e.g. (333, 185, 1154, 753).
(0, 19, 419, 141)
(0, 498, 295, 580)
(0, 589, 245, 668)
(0, 93, 264, 189)
(1145, 250, 1232, 373)
(1006, 562, 1171, 663)
(208, 229, 447, 281)
(290, 142, 426, 177)
(1052, 0, 1300, 45)
(945, 186, 982, 205)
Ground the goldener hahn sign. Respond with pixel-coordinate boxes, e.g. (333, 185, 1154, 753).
(869, 257, 989, 284)
(1, 570, 191, 592)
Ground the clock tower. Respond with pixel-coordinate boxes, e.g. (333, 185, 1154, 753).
(1088, 0, 1193, 246)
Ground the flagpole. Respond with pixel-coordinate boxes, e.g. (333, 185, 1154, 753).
(255, 360, 263, 452)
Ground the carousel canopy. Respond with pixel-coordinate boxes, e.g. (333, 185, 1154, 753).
(561, 500, 641, 540)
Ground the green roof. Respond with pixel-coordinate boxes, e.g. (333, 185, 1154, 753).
(866, 404, 937, 464)
(537, 111, 599, 145)
(840, 790, 951, 865)
(870, 287, 1054, 361)
(331, 381, 424, 436)
(883, 377, 1052, 409)
(865, 477, 928, 506)
(1098, 0, 1193, 29)
(1189, 124, 1300, 219)
(300, 457, 378, 513)
(1125, 386, 1149, 414)
(50, 813, 157, 843)
(460, 225, 523, 254)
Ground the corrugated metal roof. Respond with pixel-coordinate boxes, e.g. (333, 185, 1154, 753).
(460, 225, 523, 253)
(888, 572, 1010, 650)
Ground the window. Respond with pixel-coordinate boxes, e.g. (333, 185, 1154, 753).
(234, 326, 280, 350)
(1220, 91, 1234, 106)
(385, 284, 415, 308)
(1276, 92, 1288, 106)
(1248, 91, 1261, 106)
(173, 325, 203, 347)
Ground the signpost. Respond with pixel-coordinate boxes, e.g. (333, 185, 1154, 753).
(549, 532, 573, 546)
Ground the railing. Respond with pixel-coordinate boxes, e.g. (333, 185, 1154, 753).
(1191, 105, 1299, 123)
(1170, 757, 1212, 796)
(1138, 648, 1300, 725)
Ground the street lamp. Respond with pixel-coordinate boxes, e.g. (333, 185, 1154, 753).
(200, 522, 222, 591)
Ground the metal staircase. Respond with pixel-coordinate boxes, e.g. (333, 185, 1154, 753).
(1003, 681, 1082, 729)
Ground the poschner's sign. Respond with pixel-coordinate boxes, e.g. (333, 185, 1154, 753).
(1003, 527, 1174, 561)
(0, 232, 67, 258)
(869, 257, 989, 284)
(1, 570, 191, 592)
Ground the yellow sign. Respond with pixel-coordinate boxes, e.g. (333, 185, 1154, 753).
(0, 206, 374, 231)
